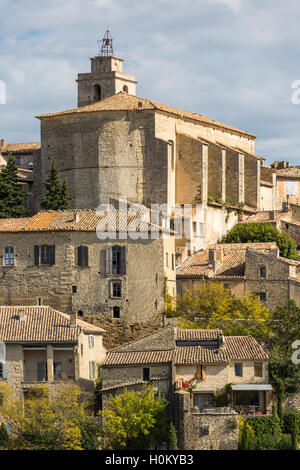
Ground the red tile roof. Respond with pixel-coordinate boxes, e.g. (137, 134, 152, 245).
(176, 243, 277, 278)
(37, 92, 255, 138)
(0, 306, 104, 343)
(0, 142, 40, 153)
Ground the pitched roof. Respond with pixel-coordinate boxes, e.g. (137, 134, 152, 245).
(102, 327, 268, 366)
(36, 92, 255, 138)
(176, 243, 277, 279)
(0, 142, 40, 153)
(0, 306, 104, 343)
(0, 208, 166, 233)
(275, 167, 300, 178)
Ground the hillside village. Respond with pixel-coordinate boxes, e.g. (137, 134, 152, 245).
(0, 31, 300, 451)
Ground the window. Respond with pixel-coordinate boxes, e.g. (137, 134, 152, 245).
(112, 281, 122, 298)
(54, 362, 62, 380)
(172, 254, 175, 270)
(258, 292, 267, 302)
(72, 285, 77, 294)
(123, 85, 128, 93)
(113, 306, 120, 319)
(77, 246, 88, 267)
(199, 425, 209, 437)
(93, 84, 101, 102)
(286, 180, 297, 196)
(37, 362, 47, 382)
(254, 362, 263, 377)
(37, 298, 42, 306)
(88, 335, 95, 348)
(0, 362, 8, 380)
(166, 253, 169, 268)
(234, 363, 243, 377)
(196, 365, 206, 380)
(15, 156, 21, 166)
(142, 367, 150, 381)
(34, 245, 55, 266)
(4, 247, 14, 266)
(106, 246, 126, 275)
(223, 283, 231, 292)
(89, 361, 96, 379)
(259, 267, 266, 279)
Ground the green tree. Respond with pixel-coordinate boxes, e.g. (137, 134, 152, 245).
(277, 379, 284, 421)
(0, 153, 28, 218)
(0, 382, 100, 450)
(240, 421, 249, 450)
(0, 423, 9, 449)
(222, 222, 298, 259)
(173, 283, 271, 341)
(101, 386, 168, 450)
(168, 422, 178, 450)
(42, 160, 72, 210)
(291, 414, 298, 450)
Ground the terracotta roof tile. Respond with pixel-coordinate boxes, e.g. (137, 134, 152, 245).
(0, 142, 40, 153)
(0, 209, 165, 233)
(37, 92, 255, 138)
(0, 306, 104, 343)
(176, 243, 277, 278)
(103, 328, 268, 366)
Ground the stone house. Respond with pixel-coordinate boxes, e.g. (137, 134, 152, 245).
(30, 36, 277, 252)
(176, 242, 300, 310)
(0, 139, 40, 212)
(0, 305, 106, 401)
(101, 325, 272, 450)
(271, 161, 300, 210)
(0, 208, 176, 348)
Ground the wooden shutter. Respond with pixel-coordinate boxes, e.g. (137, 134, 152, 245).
(78, 246, 83, 266)
(201, 366, 207, 380)
(105, 246, 111, 275)
(49, 245, 55, 265)
(120, 246, 126, 274)
(34, 245, 40, 265)
(2, 361, 8, 380)
(82, 246, 88, 267)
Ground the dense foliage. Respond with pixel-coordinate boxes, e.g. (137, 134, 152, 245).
(0, 383, 100, 450)
(0, 153, 28, 218)
(222, 222, 298, 259)
(42, 160, 72, 210)
(170, 283, 271, 341)
(101, 386, 168, 450)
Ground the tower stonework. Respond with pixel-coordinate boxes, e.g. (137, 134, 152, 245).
(76, 32, 137, 107)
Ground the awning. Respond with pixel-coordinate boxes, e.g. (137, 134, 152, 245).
(231, 384, 273, 391)
(192, 388, 217, 392)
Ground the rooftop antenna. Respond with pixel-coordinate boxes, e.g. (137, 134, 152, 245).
(97, 28, 114, 56)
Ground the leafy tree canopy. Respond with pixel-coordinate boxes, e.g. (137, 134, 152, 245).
(0, 153, 28, 218)
(42, 160, 72, 210)
(101, 386, 168, 450)
(171, 283, 271, 341)
(222, 222, 298, 259)
(0, 383, 100, 450)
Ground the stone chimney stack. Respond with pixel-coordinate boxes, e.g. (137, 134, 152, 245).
(208, 248, 216, 272)
(70, 311, 77, 328)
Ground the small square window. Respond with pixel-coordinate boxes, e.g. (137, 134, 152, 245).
(254, 362, 263, 377)
(259, 267, 266, 279)
(113, 306, 120, 318)
(142, 367, 150, 381)
(235, 363, 243, 377)
(199, 425, 209, 437)
(259, 292, 267, 302)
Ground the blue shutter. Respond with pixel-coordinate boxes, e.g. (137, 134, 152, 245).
(2, 361, 8, 380)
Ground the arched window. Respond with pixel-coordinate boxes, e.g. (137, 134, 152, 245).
(123, 85, 128, 93)
(93, 84, 101, 102)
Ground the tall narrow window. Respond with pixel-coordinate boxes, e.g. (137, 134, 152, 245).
(254, 362, 263, 377)
(259, 267, 266, 279)
(88, 335, 95, 348)
(35, 245, 55, 265)
(78, 246, 89, 267)
(111, 246, 126, 274)
(113, 306, 120, 318)
(4, 247, 14, 266)
(234, 363, 243, 377)
(142, 367, 150, 381)
(93, 84, 101, 102)
(89, 361, 96, 379)
(112, 281, 122, 298)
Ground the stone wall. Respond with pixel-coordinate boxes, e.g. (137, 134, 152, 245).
(283, 393, 300, 411)
(174, 391, 238, 450)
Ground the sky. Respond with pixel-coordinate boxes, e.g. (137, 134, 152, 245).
(1, 0, 300, 165)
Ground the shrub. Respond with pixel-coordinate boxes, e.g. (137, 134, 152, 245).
(283, 411, 300, 435)
(248, 433, 292, 450)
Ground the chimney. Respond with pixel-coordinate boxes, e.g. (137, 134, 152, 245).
(74, 213, 80, 224)
(269, 210, 275, 220)
(208, 248, 216, 272)
(17, 309, 27, 322)
(70, 311, 77, 328)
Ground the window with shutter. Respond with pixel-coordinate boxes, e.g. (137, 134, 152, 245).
(49, 245, 55, 265)
(120, 246, 126, 274)
(88, 335, 95, 348)
(4, 247, 14, 266)
(2, 362, 8, 380)
(34, 245, 40, 265)
(78, 246, 88, 267)
(112, 246, 121, 274)
(40, 246, 50, 265)
(112, 281, 122, 298)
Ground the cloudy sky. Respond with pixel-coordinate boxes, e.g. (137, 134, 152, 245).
(1, 0, 300, 164)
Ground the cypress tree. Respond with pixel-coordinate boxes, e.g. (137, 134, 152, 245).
(0, 153, 28, 218)
(241, 421, 249, 450)
(277, 379, 284, 421)
(0, 423, 9, 449)
(291, 414, 298, 450)
(168, 422, 178, 450)
(42, 160, 72, 210)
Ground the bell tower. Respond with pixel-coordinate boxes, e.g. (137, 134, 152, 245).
(76, 30, 137, 107)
